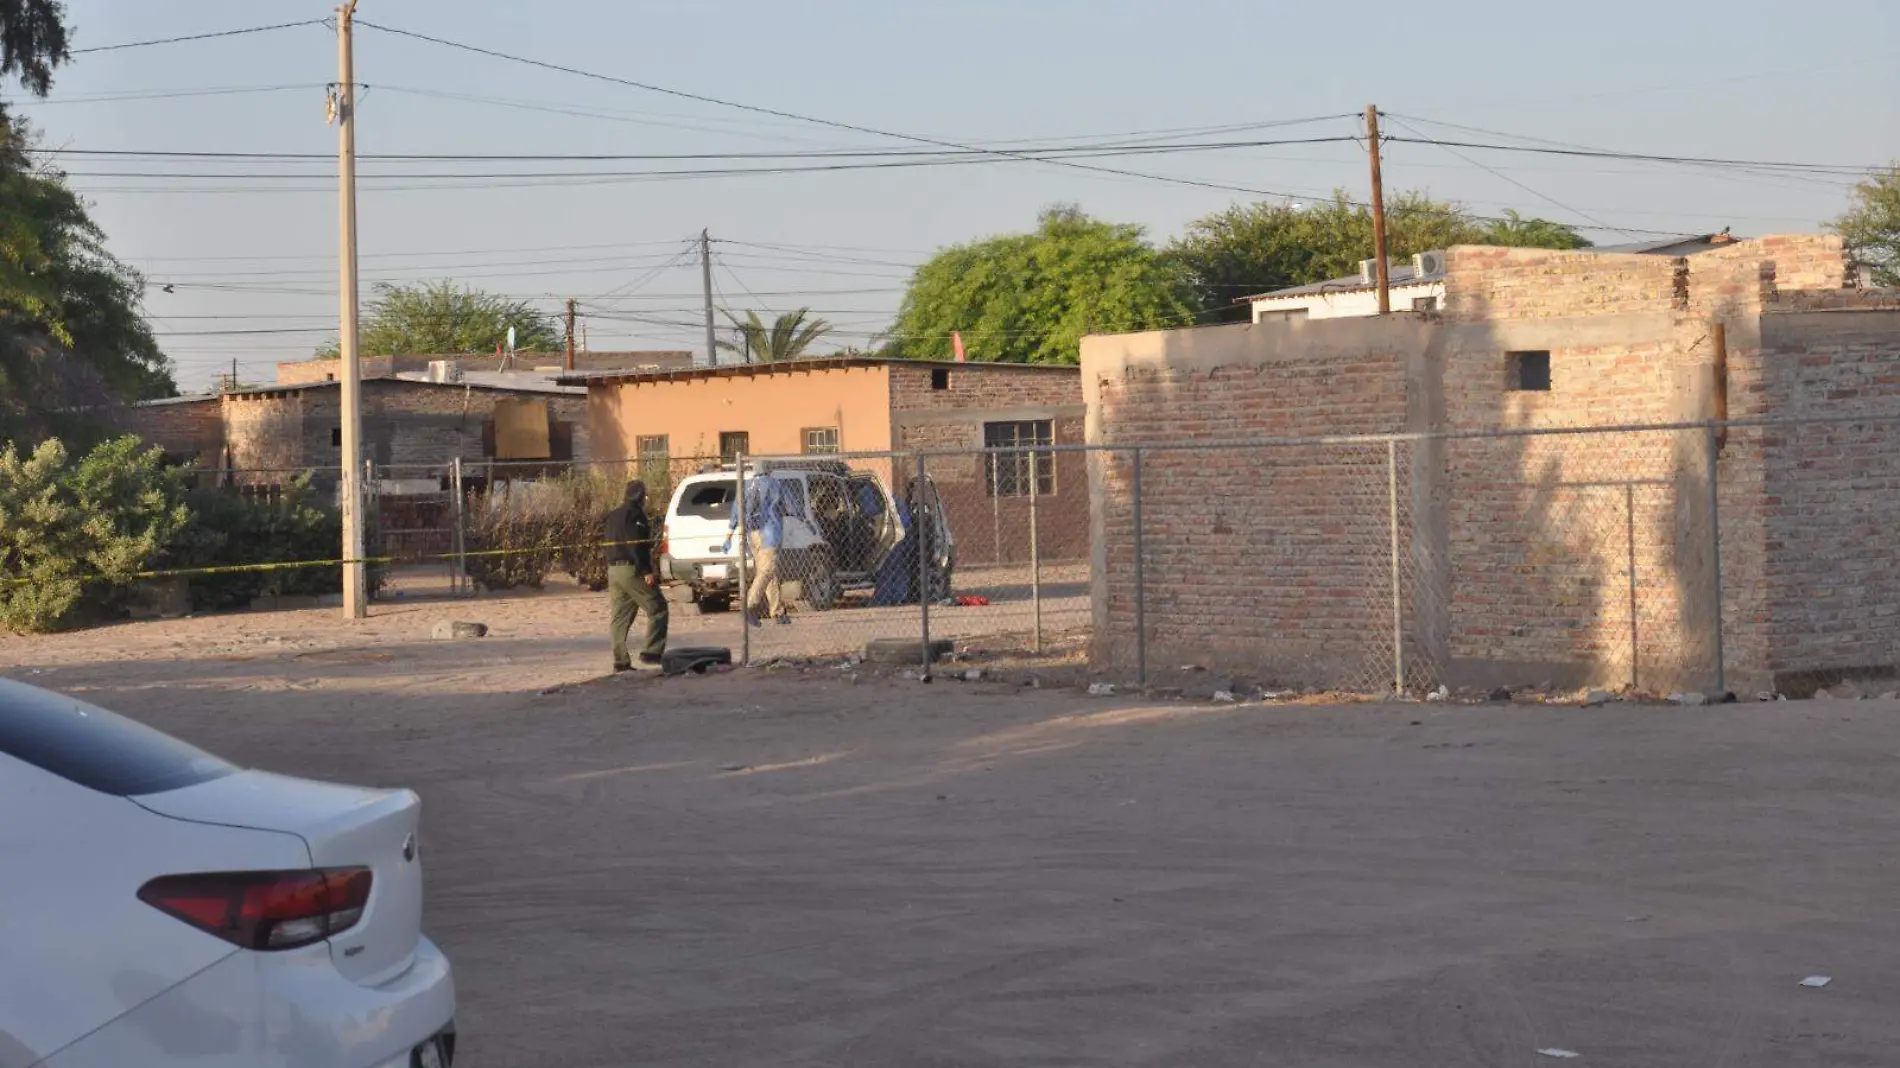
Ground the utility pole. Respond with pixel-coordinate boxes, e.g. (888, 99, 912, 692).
(335, 0, 367, 619)
(564, 298, 578, 372)
(1365, 104, 1391, 315)
(700, 228, 718, 367)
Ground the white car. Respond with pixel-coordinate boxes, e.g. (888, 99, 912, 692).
(0, 677, 456, 1068)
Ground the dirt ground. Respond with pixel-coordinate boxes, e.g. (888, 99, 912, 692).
(6, 589, 1900, 1067)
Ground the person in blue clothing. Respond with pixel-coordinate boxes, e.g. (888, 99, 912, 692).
(724, 472, 790, 625)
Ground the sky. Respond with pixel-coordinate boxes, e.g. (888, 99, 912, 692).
(20, 0, 1900, 390)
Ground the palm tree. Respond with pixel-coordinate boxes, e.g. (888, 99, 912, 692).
(716, 307, 833, 364)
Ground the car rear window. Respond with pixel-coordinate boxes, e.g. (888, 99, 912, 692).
(676, 479, 735, 521)
(0, 679, 236, 796)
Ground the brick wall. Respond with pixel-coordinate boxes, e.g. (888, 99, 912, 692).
(889, 364, 1089, 564)
(1081, 321, 1421, 682)
(1077, 246, 1897, 692)
(1444, 246, 1684, 322)
(102, 397, 224, 466)
(223, 391, 311, 475)
(222, 382, 591, 483)
(1748, 311, 1900, 689)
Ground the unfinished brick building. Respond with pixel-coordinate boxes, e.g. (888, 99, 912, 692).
(107, 378, 590, 484)
(1081, 234, 1900, 696)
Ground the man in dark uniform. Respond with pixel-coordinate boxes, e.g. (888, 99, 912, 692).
(604, 480, 668, 672)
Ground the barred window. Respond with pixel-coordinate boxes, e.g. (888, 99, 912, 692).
(983, 419, 1054, 497)
(636, 435, 670, 497)
(802, 427, 840, 454)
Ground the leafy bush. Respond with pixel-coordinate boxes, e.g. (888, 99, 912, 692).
(163, 476, 354, 611)
(464, 471, 625, 591)
(0, 436, 190, 633)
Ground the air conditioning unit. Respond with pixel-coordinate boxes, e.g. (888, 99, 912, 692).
(1413, 250, 1447, 278)
(1359, 258, 1379, 285)
(425, 359, 463, 384)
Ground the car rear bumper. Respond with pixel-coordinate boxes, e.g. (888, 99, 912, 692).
(45, 935, 455, 1068)
(670, 557, 741, 589)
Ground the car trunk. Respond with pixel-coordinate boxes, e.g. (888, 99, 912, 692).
(132, 769, 425, 985)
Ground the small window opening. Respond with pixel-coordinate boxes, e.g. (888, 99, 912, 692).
(1507, 351, 1551, 392)
(930, 368, 950, 390)
(331, 427, 342, 446)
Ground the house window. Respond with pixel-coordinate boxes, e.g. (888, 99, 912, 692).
(1255, 307, 1309, 324)
(802, 427, 840, 454)
(331, 427, 342, 447)
(930, 368, 950, 390)
(719, 431, 750, 462)
(1411, 295, 1439, 313)
(636, 434, 670, 495)
(1507, 351, 1552, 392)
(983, 419, 1055, 497)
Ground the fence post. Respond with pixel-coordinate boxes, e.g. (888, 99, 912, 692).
(363, 459, 376, 588)
(1387, 439, 1404, 696)
(916, 451, 932, 680)
(990, 447, 1001, 566)
(1705, 425, 1726, 695)
(736, 458, 750, 667)
(1029, 445, 1042, 655)
(450, 457, 466, 596)
(1132, 447, 1146, 687)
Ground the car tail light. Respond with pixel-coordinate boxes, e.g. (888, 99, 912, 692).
(659, 525, 669, 558)
(138, 868, 372, 951)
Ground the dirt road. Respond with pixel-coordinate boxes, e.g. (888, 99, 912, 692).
(5, 595, 1898, 1066)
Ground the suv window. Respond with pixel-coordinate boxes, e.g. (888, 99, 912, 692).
(675, 479, 735, 520)
(0, 679, 236, 796)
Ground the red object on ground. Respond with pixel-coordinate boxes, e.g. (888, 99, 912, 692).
(954, 595, 990, 607)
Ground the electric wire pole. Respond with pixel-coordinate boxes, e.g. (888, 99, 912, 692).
(1366, 104, 1391, 315)
(564, 298, 578, 372)
(335, 1, 367, 619)
(700, 229, 718, 366)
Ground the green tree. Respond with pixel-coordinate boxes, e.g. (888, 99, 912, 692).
(1832, 164, 1900, 287)
(0, 435, 190, 633)
(890, 205, 1195, 364)
(0, 2, 173, 445)
(716, 307, 833, 363)
(1165, 192, 1590, 322)
(318, 280, 561, 358)
(0, 0, 67, 106)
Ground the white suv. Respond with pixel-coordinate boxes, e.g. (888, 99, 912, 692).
(661, 460, 953, 612)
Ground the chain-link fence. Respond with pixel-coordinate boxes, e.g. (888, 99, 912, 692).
(147, 410, 1900, 698)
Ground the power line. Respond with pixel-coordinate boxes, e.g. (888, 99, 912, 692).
(1382, 115, 1629, 236)
(71, 19, 327, 55)
(355, 19, 1359, 201)
(37, 135, 1360, 163)
(1381, 136, 1875, 177)
(18, 84, 317, 105)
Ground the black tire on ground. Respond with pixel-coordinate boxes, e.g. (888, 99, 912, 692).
(661, 646, 734, 676)
(694, 592, 733, 614)
(862, 637, 953, 665)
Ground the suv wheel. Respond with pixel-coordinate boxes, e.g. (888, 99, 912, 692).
(694, 592, 733, 614)
(802, 551, 840, 611)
